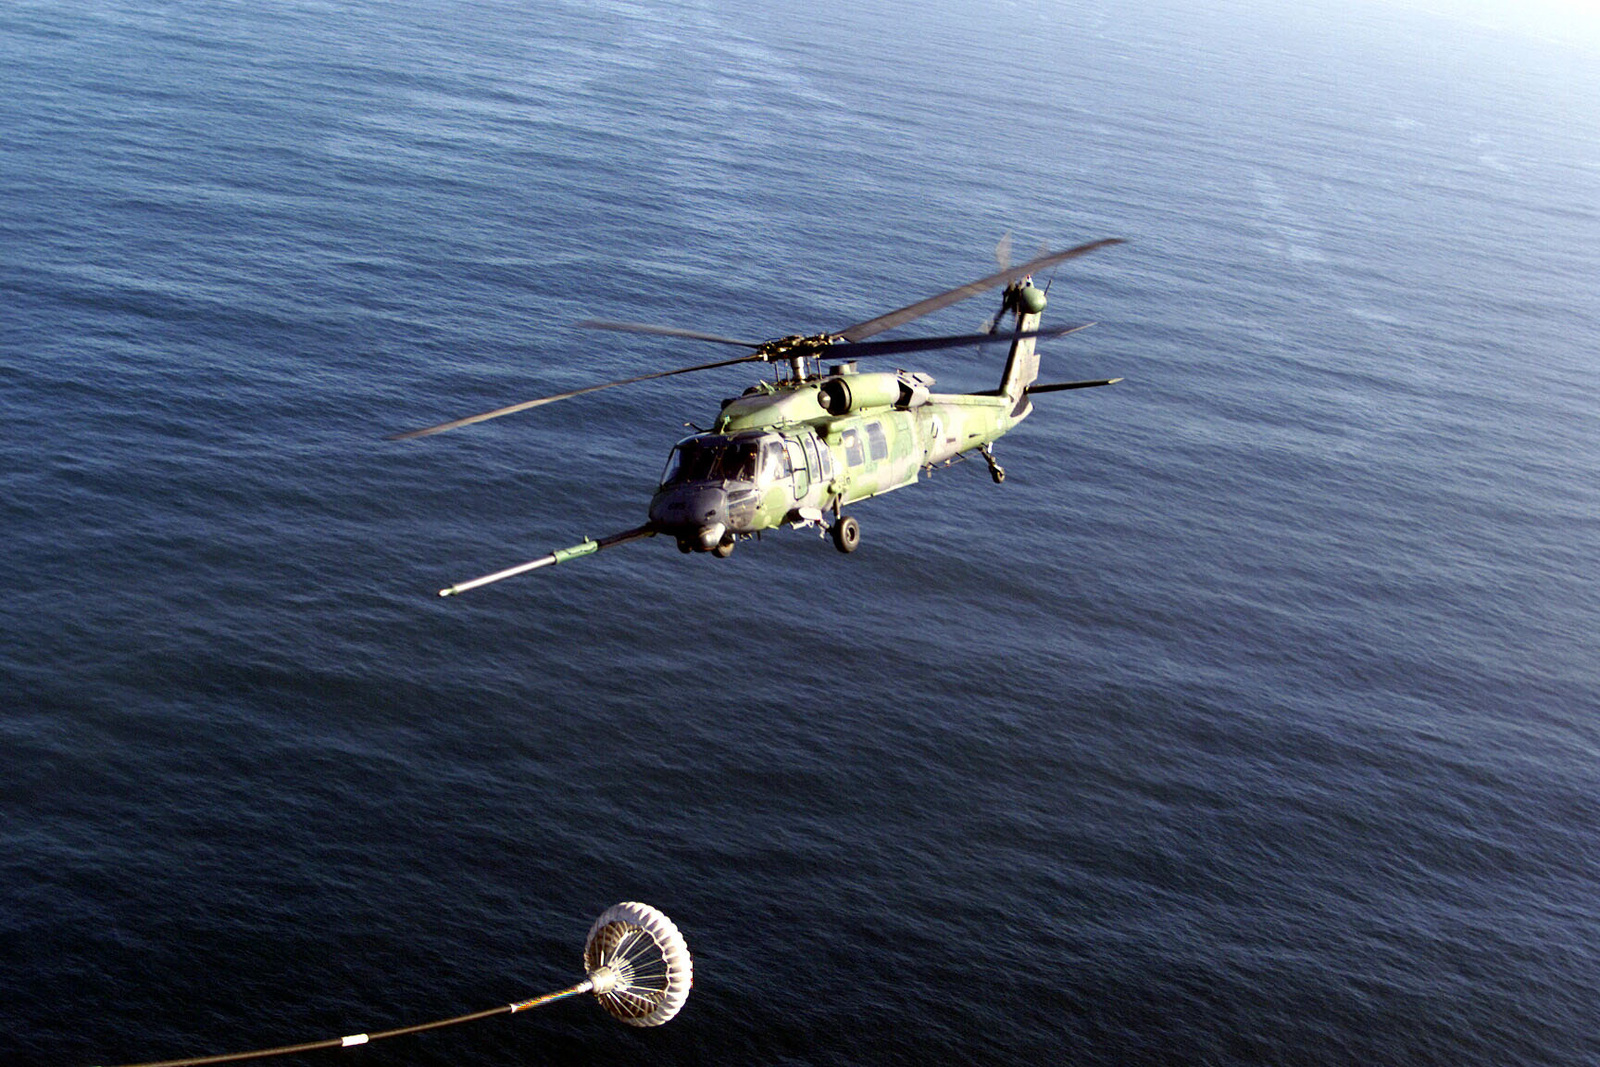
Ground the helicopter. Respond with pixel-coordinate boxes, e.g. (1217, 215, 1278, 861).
(394, 237, 1126, 596)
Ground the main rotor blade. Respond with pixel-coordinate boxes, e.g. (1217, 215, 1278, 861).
(574, 319, 763, 348)
(390, 352, 764, 440)
(839, 322, 1097, 359)
(836, 237, 1125, 343)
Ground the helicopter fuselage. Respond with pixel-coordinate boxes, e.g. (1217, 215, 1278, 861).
(648, 306, 1044, 555)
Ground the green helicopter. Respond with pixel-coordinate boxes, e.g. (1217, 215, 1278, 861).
(394, 237, 1125, 596)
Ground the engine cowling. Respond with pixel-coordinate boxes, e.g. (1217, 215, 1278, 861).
(817, 371, 931, 416)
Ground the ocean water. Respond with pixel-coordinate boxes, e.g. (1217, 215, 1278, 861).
(3, 0, 1598, 1064)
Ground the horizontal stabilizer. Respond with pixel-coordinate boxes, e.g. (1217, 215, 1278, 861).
(1026, 378, 1122, 394)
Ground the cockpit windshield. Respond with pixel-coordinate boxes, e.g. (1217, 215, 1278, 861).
(660, 436, 761, 486)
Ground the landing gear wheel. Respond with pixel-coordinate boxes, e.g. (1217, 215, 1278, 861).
(991, 467, 1006, 484)
(676, 538, 693, 554)
(832, 515, 861, 554)
(711, 537, 735, 558)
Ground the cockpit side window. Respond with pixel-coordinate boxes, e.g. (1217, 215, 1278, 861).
(660, 444, 688, 486)
(729, 440, 759, 480)
(761, 441, 790, 483)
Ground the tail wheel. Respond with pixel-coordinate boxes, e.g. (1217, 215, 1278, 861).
(711, 537, 735, 558)
(832, 515, 861, 553)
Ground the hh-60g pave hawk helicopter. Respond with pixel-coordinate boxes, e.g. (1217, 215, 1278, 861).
(394, 237, 1125, 596)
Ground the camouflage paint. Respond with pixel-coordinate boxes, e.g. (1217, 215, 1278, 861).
(648, 289, 1051, 546)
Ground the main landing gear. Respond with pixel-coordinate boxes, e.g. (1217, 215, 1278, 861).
(831, 514, 861, 554)
(826, 496, 861, 554)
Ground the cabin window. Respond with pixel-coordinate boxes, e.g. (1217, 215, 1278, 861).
(801, 434, 822, 480)
(865, 422, 889, 462)
(841, 428, 865, 467)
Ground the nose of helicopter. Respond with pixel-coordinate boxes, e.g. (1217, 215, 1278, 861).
(649, 483, 729, 548)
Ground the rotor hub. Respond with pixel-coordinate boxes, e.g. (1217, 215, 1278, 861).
(754, 332, 837, 362)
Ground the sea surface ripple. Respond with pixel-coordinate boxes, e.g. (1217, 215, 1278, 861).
(3, 1, 1598, 1064)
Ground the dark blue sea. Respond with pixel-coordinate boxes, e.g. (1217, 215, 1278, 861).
(4, 1, 1598, 1064)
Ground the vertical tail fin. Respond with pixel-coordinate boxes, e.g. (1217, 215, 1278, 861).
(997, 279, 1048, 415)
